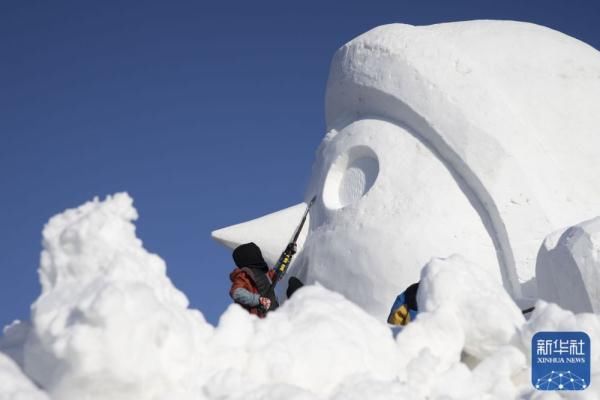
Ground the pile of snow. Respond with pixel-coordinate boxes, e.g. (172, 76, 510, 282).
(2, 194, 600, 399)
(0, 352, 49, 400)
(24, 193, 212, 400)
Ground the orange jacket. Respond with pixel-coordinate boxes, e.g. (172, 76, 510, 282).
(229, 268, 276, 317)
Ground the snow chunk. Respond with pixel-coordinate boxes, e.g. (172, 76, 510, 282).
(204, 285, 399, 399)
(418, 255, 525, 359)
(0, 320, 30, 370)
(0, 352, 49, 400)
(25, 193, 212, 399)
(536, 217, 600, 313)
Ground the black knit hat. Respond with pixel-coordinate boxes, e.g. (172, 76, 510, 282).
(232, 242, 268, 270)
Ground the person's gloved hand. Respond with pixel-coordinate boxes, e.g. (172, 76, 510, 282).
(286, 243, 297, 255)
(259, 297, 271, 310)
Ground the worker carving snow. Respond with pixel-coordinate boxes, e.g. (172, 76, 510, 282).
(229, 242, 279, 316)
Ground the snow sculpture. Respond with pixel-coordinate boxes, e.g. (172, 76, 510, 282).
(536, 217, 600, 314)
(213, 20, 600, 318)
(3, 20, 600, 400)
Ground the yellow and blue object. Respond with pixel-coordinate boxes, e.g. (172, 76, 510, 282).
(387, 282, 419, 326)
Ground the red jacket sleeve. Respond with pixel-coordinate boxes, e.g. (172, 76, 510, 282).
(229, 269, 257, 299)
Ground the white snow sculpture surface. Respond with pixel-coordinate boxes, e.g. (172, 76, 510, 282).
(536, 217, 600, 314)
(212, 203, 309, 267)
(214, 20, 600, 318)
(322, 145, 379, 210)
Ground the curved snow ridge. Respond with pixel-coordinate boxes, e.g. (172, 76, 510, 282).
(325, 20, 600, 298)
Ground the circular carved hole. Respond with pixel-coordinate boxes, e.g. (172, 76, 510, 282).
(322, 146, 379, 209)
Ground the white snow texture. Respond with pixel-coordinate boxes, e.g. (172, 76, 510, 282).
(3, 20, 600, 400)
(3, 193, 600, 399)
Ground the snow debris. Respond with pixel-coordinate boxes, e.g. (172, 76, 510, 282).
(418, 255, 525, 359)
(1, 193, 600, 399)
(0, 320, 30, 370)
(25, 193, 212, 400)
(0, 352, 49, 400)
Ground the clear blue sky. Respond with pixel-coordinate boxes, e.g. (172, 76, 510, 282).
(1, 0, 599, 325)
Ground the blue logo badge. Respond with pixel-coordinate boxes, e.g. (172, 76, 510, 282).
(532, 331, 590, 391)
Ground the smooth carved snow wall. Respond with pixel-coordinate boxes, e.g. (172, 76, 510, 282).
(298, 118, 498, 318)
(305, 21, 600, 313)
